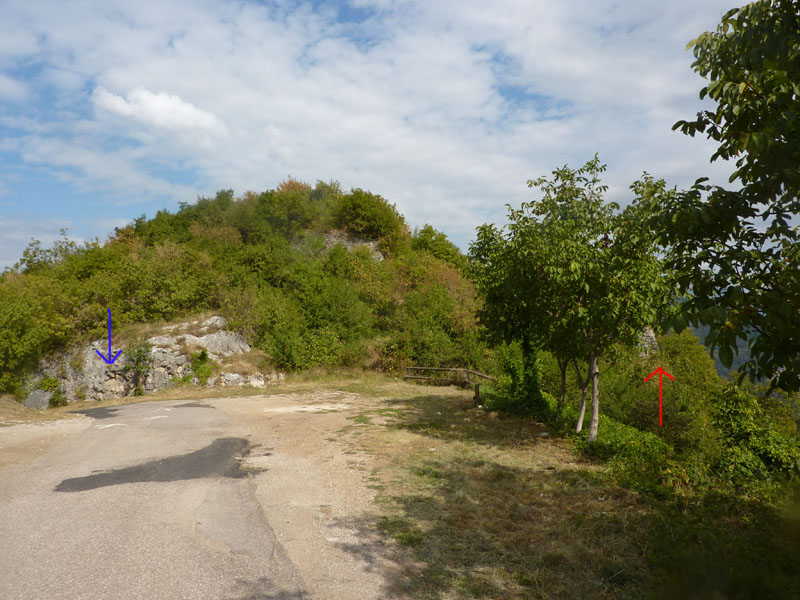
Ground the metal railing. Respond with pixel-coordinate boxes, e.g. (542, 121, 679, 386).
(403, 366, 496, 405)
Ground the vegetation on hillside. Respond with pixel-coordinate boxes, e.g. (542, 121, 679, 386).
(0, 179, 487, 396)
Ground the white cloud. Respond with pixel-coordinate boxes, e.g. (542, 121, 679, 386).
(0, 73, 28, 102)
(0, 215, 74, 272)
(0, 0, 744, 257)
(92, 86, 227, 135)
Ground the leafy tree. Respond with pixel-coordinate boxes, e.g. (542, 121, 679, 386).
(333, 188, 407, 253)
(633, 0, 800, 391)
(411, 225, 468, 271)
(470, 157, 672, 441)
(260, 177, 314, 238)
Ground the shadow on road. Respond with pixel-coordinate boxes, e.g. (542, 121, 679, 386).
(55, 437, 263, 492)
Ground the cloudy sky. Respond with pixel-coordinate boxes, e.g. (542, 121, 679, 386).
(0, 0, 744, 269)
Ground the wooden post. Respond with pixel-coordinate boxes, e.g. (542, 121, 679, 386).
(474, 383, 481, 406)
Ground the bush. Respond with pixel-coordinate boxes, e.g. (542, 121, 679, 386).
(483, 348, 547, 417)
(190, 349, 218, 386)
(123, 339, 152, 396)
(711, 384, 800, 492)
(411, 225, 468, 272)
(572, 414, 674, 493)
(333, 189, 407, 252)
(38, 376, 68, 408)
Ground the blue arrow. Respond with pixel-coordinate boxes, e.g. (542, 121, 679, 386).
(95, 308, 123, 365)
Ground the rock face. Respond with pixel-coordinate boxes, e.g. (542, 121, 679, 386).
(639, 327, 659, 357)
(22, 316, 283, 409)
(321, 231, 383, 261)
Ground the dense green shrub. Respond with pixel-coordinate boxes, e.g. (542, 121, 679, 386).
(711, 384, 800, 491)
(483, 347, 547, 417)
(411, 224, 468, 272)
(0, 273, 73, 395)
(190, 349, 218, 386)
(333, 189, 407, 252)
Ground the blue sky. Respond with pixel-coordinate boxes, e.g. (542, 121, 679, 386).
(0, 0, 744, 269)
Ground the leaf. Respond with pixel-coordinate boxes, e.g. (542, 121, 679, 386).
(718, 343, 734, 368)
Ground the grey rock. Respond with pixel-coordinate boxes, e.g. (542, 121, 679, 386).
(200, 316, 226, 330)
(21, 315, 281, 407)
(639, 327, 659, 357)
(321, 230, 383, 261)
(24, 389, 52, 409)
(220, 373, 246, 386)
(247, 374, 266, 388)
(147, 335, 178, 347)
(196, 331, 250, 357)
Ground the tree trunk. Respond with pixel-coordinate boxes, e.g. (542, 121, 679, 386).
(574, 359, 590, 433)
(557, 357, 568, 417)
(588, 350, 600, 443)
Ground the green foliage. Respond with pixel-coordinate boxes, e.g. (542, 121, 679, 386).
(711, 384, 800, 490)
(0, 180, 488, 391)
(190, 349, 218, 386)
(123, 338, 153, 396)
(574, 415, 673, 493)
(483, 348, 546, 417)
(411, 225, 467, 272)
(378, 253, 486, 372)
(597, 331, 721, 455)
(0, 272, 73, 395)
(632, 0, 800, 391)
(470, 156, 675, 440)
(38, 376, 68, 408)
(333, 188, 407, 253)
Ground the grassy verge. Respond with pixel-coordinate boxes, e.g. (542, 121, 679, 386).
(339, 381, 654, 599)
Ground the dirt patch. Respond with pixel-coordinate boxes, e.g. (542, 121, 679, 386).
(0, 416, 92, 470)
(206, 390, 409, 600)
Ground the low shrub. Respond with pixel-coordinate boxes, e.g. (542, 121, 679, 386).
(38, 376, 68, 408)
(190, 349, 218, 386)
(711, 384, 800, 494)
(483, 349, 547, 417)
(572, 414, 673, 493)
(123, 338, 152, 396)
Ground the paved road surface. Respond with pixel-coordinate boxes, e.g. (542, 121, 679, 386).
(0, 400, 307, 599)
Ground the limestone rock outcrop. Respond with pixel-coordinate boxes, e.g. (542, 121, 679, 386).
(22, 316, 283, 409)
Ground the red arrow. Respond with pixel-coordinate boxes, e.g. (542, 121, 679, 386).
(644, 367, 674, 427)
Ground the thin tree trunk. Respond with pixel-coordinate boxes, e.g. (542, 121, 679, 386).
(574, 359, 590, 433)
(557, 357, 568, 417)
(588, 350, 600, 443)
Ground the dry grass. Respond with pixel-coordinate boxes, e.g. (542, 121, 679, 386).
(0, 394, 67, 424)
(113, 310, 220, 346)
(219, 347, 272, 375)
(336, 382, 654, 599)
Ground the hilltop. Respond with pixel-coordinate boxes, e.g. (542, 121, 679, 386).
(0, 179, 483, 403)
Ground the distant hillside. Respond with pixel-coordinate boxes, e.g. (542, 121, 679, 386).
(689, 324, 753, 381)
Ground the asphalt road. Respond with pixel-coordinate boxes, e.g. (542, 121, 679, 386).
(0, 400, 307, 600)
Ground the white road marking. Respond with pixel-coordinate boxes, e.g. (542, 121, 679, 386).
(144, 416, 168, 420)
(155, 408, 174, 412)
(96, 424, 127, 429)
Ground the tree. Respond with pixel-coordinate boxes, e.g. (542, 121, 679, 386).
(264, 177, 314, 238)
(470, 157, 672, 441)
(633, 0, 800, 391)
(411, 225, 468, 271)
